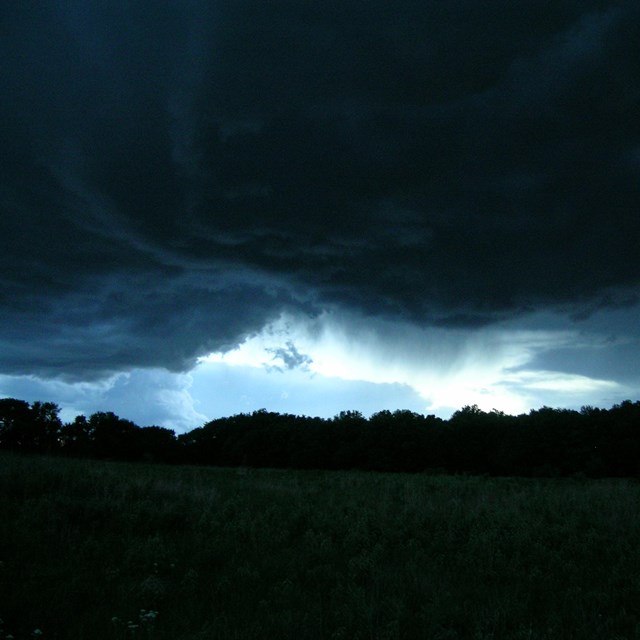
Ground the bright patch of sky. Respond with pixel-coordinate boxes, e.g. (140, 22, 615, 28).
(200, 309, 633, 418)
(1, 308, 636, 433)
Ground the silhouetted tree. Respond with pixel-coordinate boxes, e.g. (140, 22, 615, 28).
(60, 415, 93, 456)
(0, 399, 61, 453)
(30, 401, 63, 453)
(88, 411, 142, 460)
(0, 398, 33, 451)
(137, 426, 178, 463)
(4, 395, 640, 478)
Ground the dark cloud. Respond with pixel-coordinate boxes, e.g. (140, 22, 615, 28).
(266, 341, 313, 372)
(2, 1, 639, 377)
(526, 340, 640, 385)
(0, 269, 299, 379)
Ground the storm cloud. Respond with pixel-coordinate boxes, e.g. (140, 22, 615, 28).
(2, 0, 639, 380)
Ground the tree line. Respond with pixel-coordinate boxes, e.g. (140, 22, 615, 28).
(1, 397, 640, 477)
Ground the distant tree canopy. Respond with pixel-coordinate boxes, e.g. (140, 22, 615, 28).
(0, 398, 61, 453)
(1, 398, 640, 477)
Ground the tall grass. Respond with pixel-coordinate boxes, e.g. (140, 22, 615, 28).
(1, 453, 640, 639)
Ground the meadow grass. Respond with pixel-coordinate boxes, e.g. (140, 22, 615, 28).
(1, 452, 640, 639)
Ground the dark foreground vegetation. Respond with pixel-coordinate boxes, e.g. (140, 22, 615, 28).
(1, 398, 640, 477)
(2, 453, 640, 639)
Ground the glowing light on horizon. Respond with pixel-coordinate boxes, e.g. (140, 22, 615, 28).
(199, 310, 626, 416)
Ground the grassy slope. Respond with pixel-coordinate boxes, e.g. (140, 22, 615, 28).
(1, 453, 640, 640)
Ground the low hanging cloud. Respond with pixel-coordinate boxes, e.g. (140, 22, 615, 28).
(266, 341, 314, 373)
(1, 1, 639, 380)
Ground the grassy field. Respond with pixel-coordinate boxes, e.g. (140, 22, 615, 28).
(1, 454, 640, 639)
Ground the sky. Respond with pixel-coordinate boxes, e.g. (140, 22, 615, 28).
(1, 1, 639, 432)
